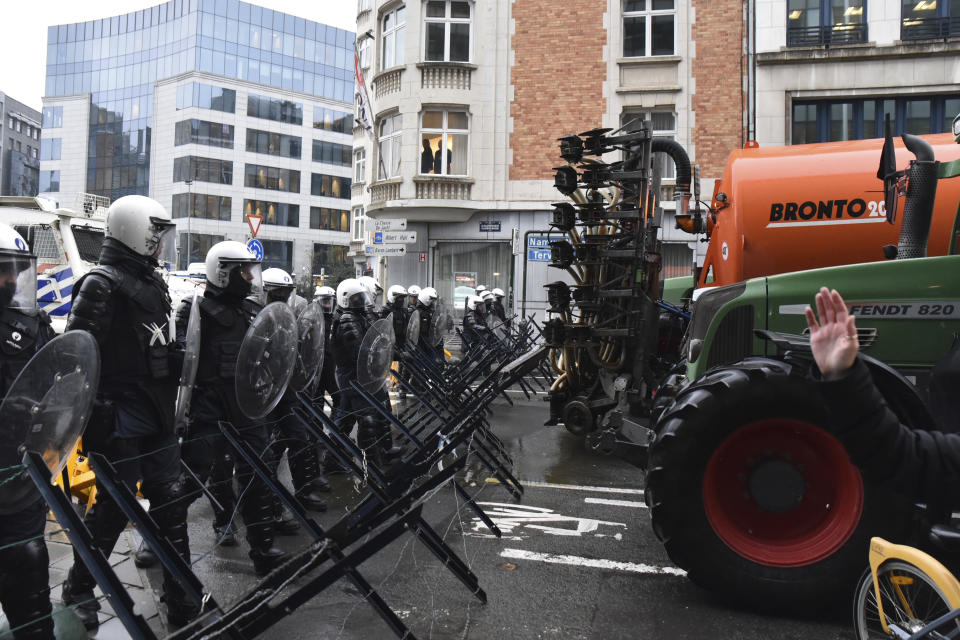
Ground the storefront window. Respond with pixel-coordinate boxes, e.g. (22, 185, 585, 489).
(433, 241, 512, 315)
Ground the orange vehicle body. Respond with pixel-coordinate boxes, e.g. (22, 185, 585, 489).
(698, 133, 960, 289)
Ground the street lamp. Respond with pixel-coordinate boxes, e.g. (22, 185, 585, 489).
(184, 176, 193, 271)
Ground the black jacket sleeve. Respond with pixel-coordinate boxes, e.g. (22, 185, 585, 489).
(820, 358, 960, 506)
(66, 272, 114, 344)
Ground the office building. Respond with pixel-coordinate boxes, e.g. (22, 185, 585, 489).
(1, 92, 41, 197)
(40, 0, 355, 279)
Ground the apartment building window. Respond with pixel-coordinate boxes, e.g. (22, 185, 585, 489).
(621, 110, 677, 179)
(787, 0, 866, 46)
(378, 113, 402, 179)
(173, 156, 233, 184)
(313, 244, 349, 276)
(7, 117, 12, 129)
(312, 140, 352, 166)
(358, 36, 371, 69)
(902, 0, 960, 40)
(40, 138, 62, 161)
(424, 1, 471, 62)
(354, 148, 367, 183)
(382, 6, 406, 69)
(310, 173, 352, 199)
(420, 110, 469, 175)
(30, 147, 38, 159)
(33, 129, 39, 140)
(246, 129, 303, 159)
(14, 120, 21, 133)
(791, 95, 960, 143)
(352, 206, 365, 242)
(244, 199, 300, 228)
(245, 164, 301, 193)
(39, 170, 60, 192)
(359, 0, 372, 12)
(172, 193, 232, 221)
(623, 0, 675, 57)
(42, 106, 63, 128)
(310, 207, 350, 231)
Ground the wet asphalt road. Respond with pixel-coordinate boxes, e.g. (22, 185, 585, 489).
(141, 398, 857, 640)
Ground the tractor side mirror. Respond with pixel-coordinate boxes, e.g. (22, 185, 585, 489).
(877, 115, 902, 224)
(952, 113, 960, 144)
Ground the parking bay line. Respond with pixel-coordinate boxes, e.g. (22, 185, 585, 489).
(500, 548, 686, 576)
(485, 478, 644, 497)
(584, 497, 647, 509)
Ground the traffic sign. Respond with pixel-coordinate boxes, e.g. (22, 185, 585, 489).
(365, 244, 406, 256)
(418, 252, 427, 262)
(247, 238, 264, 261)
(369, 218, 407, 231)
(527, 248, 551, 262)
(247, 214, 263, 238)
(528, 236, 552, 248)
(373, 231, 417, 244)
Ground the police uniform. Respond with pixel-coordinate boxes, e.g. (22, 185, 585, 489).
(0, 306, 56, 639)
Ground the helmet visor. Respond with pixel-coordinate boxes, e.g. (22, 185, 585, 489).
(266, 285, 296, 305)
(319, 295, 335, 314)
(347, 290, 372, 309)
(148, 218, 178, 269)
(0, 252, 37, 311)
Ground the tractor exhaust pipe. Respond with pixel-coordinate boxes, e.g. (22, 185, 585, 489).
(897, 133, 938, 259)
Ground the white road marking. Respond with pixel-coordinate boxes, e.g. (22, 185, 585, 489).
(471, 502, 626, 537)
(487, 478, 644, 496)
(584, 497, 647, 509)
(500, 549, 687, 576)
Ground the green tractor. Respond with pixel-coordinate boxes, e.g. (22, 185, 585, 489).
(644, 125, 960, 607)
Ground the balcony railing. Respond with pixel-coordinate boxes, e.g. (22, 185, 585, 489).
(901, 16, 960, 41)
(787, 23, 867, 47)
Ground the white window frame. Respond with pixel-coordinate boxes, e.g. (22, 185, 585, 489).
(352, 206, 365, 242)
(419, 109, 470, 176)
(358, 0, 372, 13)
(377, 113, 402, 180)
(354, 147, 367, 183)
(623, 0, 676, 58)
(381, 6, 406, 70)
(358, 36, 371, 69)
(422, 0, 472, 63)
(621, 109, 677, 179)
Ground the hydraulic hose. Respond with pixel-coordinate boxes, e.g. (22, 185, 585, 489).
(651, 137, 692, 193)
(897, 133, 938, 259)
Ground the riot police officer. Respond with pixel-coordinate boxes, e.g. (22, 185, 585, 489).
(407, 285, 421, 311)
(386, 285, 410, 349)
(262, 268, 328, 513)
(415, 287, 444, 365)
(491, 288, 508, 323)
(177, 242, 288, 576)
(61, 196, 198, 630)
(0, 223, 57, 639)
(462, 295, 490, 351)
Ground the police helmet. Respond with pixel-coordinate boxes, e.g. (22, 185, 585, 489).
(0, 223, 37, 310)
(337, 278, 371, 310)
(105, 195, 177, 267)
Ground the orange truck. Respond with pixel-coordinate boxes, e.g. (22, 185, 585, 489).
(686, 134, 960, 289)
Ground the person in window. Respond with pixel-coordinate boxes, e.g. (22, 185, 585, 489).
(434, 146, 453, 175)
(421, 140, 434, 174)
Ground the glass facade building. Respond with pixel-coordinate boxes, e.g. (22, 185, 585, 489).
(44, 0, 354, 202)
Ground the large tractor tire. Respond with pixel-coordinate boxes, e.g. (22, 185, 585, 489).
(645, 358, 914, 609)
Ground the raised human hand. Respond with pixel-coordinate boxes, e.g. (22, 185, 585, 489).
(804, 287, 859, 380)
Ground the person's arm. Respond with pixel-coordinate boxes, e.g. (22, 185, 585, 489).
(66, 272, 114, 344)
(806, 287, 960, 502)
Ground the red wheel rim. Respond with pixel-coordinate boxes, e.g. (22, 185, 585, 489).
(702, 418, 864, 567)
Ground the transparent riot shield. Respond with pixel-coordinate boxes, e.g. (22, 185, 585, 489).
(357, 316, 396, 393)
(174, 292, 201, 435)
(235, 302, 298, 419)
(429, 304, 452, 347)
(289, 301, 325, 392)
(0, 331, 100, 513)
(405, 309, 421, 347)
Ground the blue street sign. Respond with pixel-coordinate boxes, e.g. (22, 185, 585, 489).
(246, 238, 264, 262)
(374, 231, 383, 243)
(527, 248, 552, 262)
(527, 237, 552, 248)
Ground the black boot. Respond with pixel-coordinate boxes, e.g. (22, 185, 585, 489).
(62, 498, 128, 631)
(272, 502, 301, 535)
(289, 443, 328, 510)
(213, 520, 239, 546)
(134, 544, 158, 568)
(242, 483, 289, 577)
(0, 539, 55, 639)
(149, 478, 201, 629)
(357, 416, 385, 471)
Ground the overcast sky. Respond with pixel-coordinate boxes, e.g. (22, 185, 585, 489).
(0, 1, 358, 112)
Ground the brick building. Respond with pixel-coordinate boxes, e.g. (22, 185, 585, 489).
(352, 0, 747, 318)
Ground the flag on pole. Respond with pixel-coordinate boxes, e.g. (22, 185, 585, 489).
(354, 45, 374, 136)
